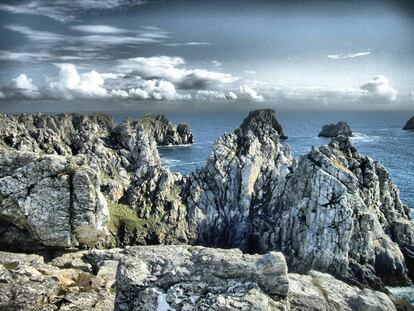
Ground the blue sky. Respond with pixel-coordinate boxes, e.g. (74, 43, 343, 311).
(0, 0, 413, 109)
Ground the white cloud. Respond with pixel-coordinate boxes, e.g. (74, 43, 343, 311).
(71, 25, 129, 34)
(11, 74, 38, 98)
(128, 80, 189, 100)
(239, 85, 264, 102)
(164, 42, 212, 47)
(226, 91, 238, 99)
(0, 50, 51, 62)
(0, 1, 146, 22)
(211, 60, 222, 67)
(196, 90, 226, 100)
(196, 90, 238, 100)
(360, 75, 397, 102)
(328, 51, 371, 59)
(47, 64, 107, 99)
(244, 70, 257, 75)
(5, 24, 168, 48)
(117, 56, 238, 90)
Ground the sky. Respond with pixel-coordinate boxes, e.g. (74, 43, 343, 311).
(0, 0, 413, 111)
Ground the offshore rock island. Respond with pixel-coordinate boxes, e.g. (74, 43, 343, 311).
(0, 109, 413, 310)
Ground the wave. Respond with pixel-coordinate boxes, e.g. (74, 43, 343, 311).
(158, 143, 193, 148)
(168, 160, 205, 167)
(351, 132, 379, 143)
(387, 286, 414, 304)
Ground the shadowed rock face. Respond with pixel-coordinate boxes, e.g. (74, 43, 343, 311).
(319, 121, 353, 138)
(0, 109, 413, 293)
(403, 116, 414, 130)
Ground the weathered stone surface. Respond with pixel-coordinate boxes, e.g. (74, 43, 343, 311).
(403, 116, 414, 130)
(319, 121, 353, 137)
(0, 151, 109, 250)
(0, 113, 194, 250)
(115, 245, 289, 311)
(251, 135, 413, 288)
(0, 250, 116, 311)
(185, 109, 293, 250)
(115, 245, 400, 311)
(289, 270, 396, 311)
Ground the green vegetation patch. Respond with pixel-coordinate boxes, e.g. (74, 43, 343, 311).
(108, 203, 146, 234)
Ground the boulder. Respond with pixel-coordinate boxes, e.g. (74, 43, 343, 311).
(115, 245, 289, 311)
(0, 250, 117, 311)
(319, 121, 353, 137)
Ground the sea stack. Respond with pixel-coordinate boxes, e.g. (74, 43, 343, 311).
(403, 116, 414, 130)
(318, 121, 353, 138)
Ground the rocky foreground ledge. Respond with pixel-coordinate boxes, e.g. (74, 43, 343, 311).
(0, 109, 414, 309)
(0, 245, 402, 311)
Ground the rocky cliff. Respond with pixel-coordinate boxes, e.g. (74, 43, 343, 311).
(0, 113, 193, 250)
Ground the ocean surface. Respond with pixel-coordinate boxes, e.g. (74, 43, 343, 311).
(112, 110, 414, 212)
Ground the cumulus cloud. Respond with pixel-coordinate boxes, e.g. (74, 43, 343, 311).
(47, 64, 108, 99)
(328, 52, 371, 59)
(0, 63, 192, 101)
(117, 56, 238, 90)
(239, 85, 264, 102)
(128, 80, 189, 100)
(195, 90, 238, 100)
(360, 75, 397, 102)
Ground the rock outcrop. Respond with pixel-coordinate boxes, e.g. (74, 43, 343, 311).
(319, 121, 353, 138)
(250, 135, 414, 288)
(0, 113, 193, 250)
(403, 117, 414, 131)
(139, 114, 194, 145)
(185, 109, 292, 249)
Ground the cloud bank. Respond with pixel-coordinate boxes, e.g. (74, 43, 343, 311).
(0, 57, 263, 102)
(328, 52, 371, 59)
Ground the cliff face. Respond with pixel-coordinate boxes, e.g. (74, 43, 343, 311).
(0, 113, 193, 250)
(0, 109, 413, 294)
(251, 135, 413, 288)
(185, 109, 293, 249)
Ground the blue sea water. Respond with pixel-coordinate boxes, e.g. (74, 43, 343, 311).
(113, 110, 414, 212)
